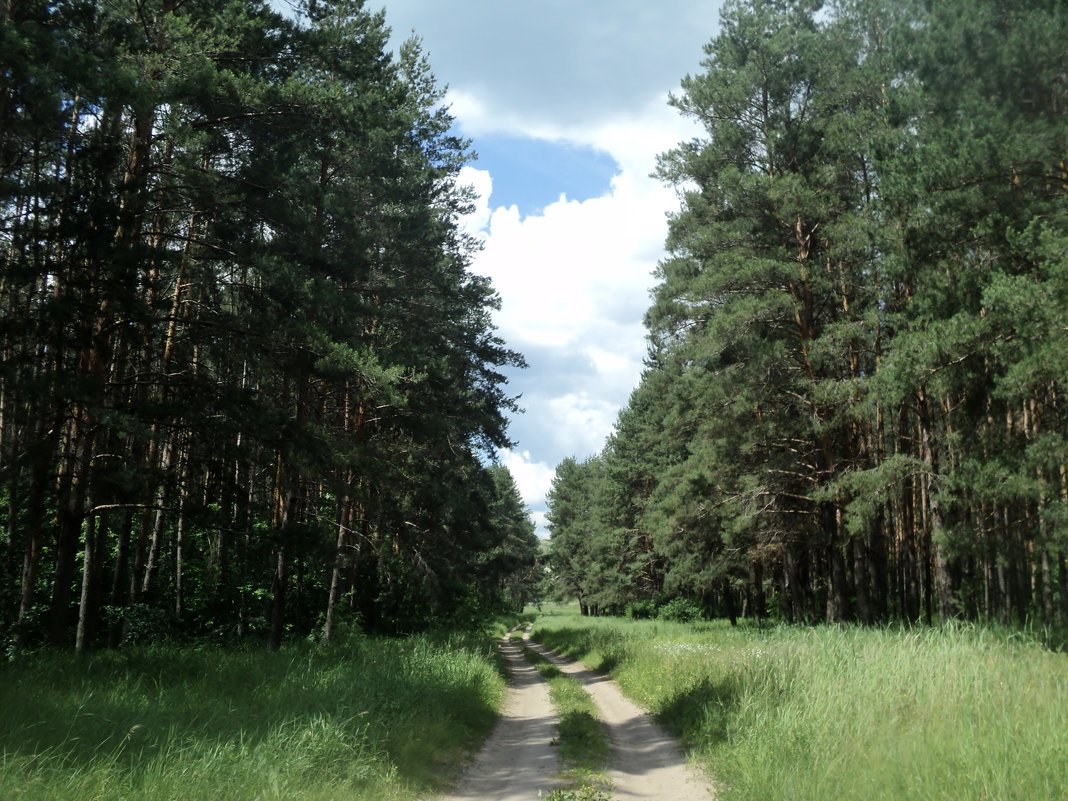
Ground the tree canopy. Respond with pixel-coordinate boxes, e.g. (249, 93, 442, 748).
(548, 0, 1068, 628)
(0, 0, 537, 650)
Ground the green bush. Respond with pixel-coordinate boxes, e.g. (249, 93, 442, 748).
(656, 597, 703, 623)
(625, 599, 658, 619)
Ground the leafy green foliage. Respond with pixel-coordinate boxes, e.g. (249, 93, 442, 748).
(657, 598, 705, 623)
(544, 786, 611, 801)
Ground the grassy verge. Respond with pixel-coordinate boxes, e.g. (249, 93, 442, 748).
(512, 636, 610, 801)
(533, 611, 1068, 801)
(0, 630, 506, 801)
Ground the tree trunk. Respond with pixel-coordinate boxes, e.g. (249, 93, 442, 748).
(852, 532, 872, 624)
(785, 543, 812, 624)
(868, 509, 889, 622)
(108, 509, 134, 647)
(751, 553, 766, 625)
(14, 424, 54, 648)
(1060, 465, 1068, 625)
(723, 578, 738, 627)
(1058, 552, 1068, 626)
(141, 433, 177, 600)
(269, 487, 300, 651)
(917, 386, 955, 622)
(49, 418, 94, 646)
(174, 444, 190, 621)
(324, 497, 352, 644)
(824, 503, 851, 622)
(75, 511, 98, 653)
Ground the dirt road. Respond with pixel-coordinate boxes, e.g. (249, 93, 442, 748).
(435, 632, 715, 801)
(436, 636, 561, 801)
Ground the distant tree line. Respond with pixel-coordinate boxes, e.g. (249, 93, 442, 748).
(549, 0, 1068, 627)
(0, 0, 539, 651)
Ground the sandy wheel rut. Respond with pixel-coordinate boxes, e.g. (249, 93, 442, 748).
(435, 631, 715, 801)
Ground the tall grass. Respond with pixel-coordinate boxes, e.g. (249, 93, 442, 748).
(0, 631, 505, 801)
(534, 612, 1068, 801)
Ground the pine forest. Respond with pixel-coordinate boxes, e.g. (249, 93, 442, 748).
(2, 0, 1068, 654)
(0, 0, 538, 651)
(548, 0, 1068, 630)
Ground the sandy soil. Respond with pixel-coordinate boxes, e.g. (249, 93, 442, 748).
(434, 635, 561, 801)
(433, 630, 716, 801)
(527, 639, 716, 801)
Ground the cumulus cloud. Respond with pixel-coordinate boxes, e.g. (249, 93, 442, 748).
(378, 0, 724, 530)
(499, 448, 556, 506)
(377, 1, 723, 129)
(458, 166, 494, 237)
(458, 99, 699, 470)
(544, 392, 620, 457)
(498, 448, 556, 538)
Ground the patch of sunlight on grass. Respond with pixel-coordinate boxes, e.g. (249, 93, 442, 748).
(523, 644, 611, 797)
(533, 613, 1068, 801)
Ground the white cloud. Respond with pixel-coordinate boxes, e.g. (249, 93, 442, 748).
(499, 448, 556, 508)
(461, 111, 689, 354)
(530, 510, 549, 540)
(458, 101, 699, 481)
(544, 392, 621, 457)
(458, 166, 493, 237)
(585, 344, 641, 396)
(428, 1, 718, 525)
(379, 1, 724, 130)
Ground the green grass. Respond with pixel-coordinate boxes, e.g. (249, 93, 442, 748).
(0, 631, 506, 801)
(533, 611, 1068, 801)
(542, 785, 611, 801)
(521, 644, 610, 779)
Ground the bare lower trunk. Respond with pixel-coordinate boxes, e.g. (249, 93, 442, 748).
(108, 509, 133, 647)
(323, 499, 352, 644)
(751, 554, 765, 625)
(825, 503, 850, 623)
(852, 533, 872, 624)
(723, 578, 738, 626)
(917, 387, 954, 623)
(14, 441, 52, 648)
(174, 446, 190, 620)
(269, 488, 300, 651)
(141, 434, 176, 599)
(75, 512, 98, 653)
(50, 419, 93, 646)
(269, 544, 288, 651)
(1059, 552, 1068, 625)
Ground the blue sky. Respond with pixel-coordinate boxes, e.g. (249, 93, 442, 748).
(369, 1, 726, 534)
(471, 136, 619, 214)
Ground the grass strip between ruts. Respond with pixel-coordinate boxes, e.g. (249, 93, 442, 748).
(514, 635, 611, 801)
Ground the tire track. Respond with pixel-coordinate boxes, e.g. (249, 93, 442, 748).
(435, 631, 715, 801)
(434, 635, 561, 801)
(526, 639, 716, 801)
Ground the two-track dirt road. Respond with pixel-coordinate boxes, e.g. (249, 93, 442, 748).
(435, 631, 715, 801)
